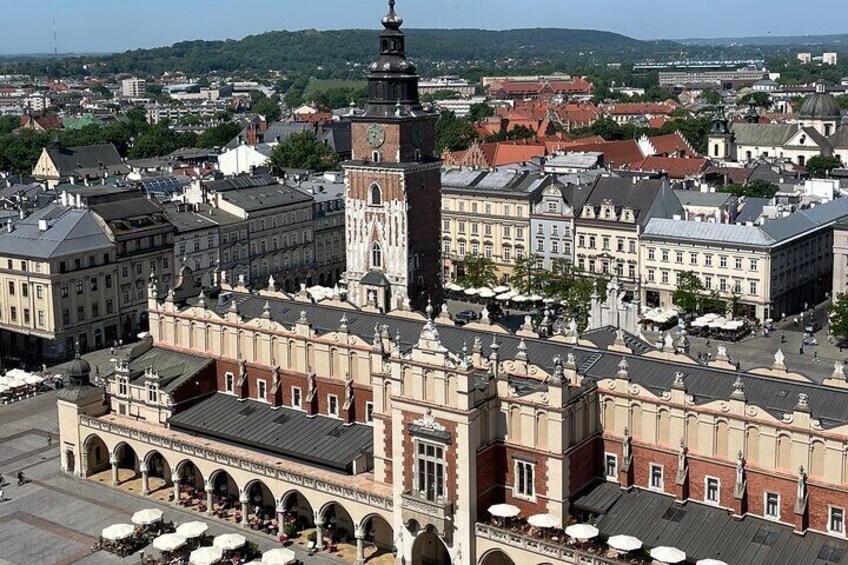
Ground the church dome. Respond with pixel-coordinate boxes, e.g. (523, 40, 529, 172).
(67, 353, 91, 383)
(799, 80, 842, 120)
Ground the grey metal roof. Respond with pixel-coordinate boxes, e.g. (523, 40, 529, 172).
(441, 167, 551, 199)
(674, 190, 733, 208)
(45, 144, 130, 177)
(582, 177, 682, 226)
(209, 293, 848, 428)
(643, 218, 775, 248)
(168, 393, 373, 473)
(590, 484, 848, 565)
(123, 345, 213, 393)
(163, 202, 242, 233)
(730, 124, 799, 148)
(761, 198, 848, 243)
(0, 204, 113, 259)
(218, 182, 312, 213)
(830, 127, 848, 149)
(736, 198, 770, 224)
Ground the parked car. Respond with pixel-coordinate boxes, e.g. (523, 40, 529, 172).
(455, 310, 478, 325)
(805, 322, 823, 334)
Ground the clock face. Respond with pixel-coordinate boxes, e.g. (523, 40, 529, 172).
(366, 124, 386, 148)
(411, 122, 425, 148)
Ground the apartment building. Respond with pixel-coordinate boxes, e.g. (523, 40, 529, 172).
(641, 198, 848, 320)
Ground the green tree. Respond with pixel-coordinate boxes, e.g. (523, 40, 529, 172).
(197, 122, 242, 149)
(468, 103, 495, 123)
(673, 272, 705, 315)
(0, 130, 49, 174)
(269, 130, 338, 172)
(739, 92, 771, 109)
(128, 122, 183, 159)
(252, 93, 282, 122)
(719, 179, 780, 199)
(511, 254, 541, 294)
(435, 111, 479, 154)
(0, 115, 19, 135)
(829, 294, 848, 344)
(699, 90, 722, 105)
(805, 155, 843, 178)
(837, 95, 848, 110)
(458, 254, 497, 288)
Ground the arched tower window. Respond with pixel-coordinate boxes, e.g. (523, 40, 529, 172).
(371, 242, 383, 269)
(369, 183, 383, 206)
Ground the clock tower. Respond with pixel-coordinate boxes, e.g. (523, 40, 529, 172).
(342, 0, 442, 312)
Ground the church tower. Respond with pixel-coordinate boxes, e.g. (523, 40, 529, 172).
(707, 106, 735, 160)
(342, 0, 442, 312)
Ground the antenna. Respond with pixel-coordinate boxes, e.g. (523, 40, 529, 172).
(53, 19, 57, 58)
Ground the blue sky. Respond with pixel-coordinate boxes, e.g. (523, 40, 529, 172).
(2, 0, 847, 54)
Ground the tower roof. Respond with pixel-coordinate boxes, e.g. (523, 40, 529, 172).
(798, 80, 842, 121)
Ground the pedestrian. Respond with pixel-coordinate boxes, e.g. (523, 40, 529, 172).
(47, 434, 52, 447)
(0, 488, 4, 502)
(794, 317, 799, 327)
(781, 333, 786, 344)
(814, 351, 819, 362)
(800, 346, 804, 355)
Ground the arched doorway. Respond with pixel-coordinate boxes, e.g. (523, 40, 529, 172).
(175, 460, 204, 491)
(279, 491, 315, 542)
(320, 502, 355, 547)
(479, 549, 516, 565)
(411, 526, 450, 565)
(113, 442, 139, 484)
(360, 514, 395, 562)
(144, 451, 172, 494)
(244, 479, 275, 526)
(209, 470, 240, 522)
(83, 434, 110, 477)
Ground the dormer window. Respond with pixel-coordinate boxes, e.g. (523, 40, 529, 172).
(118, 377, 128, 397)
(146, 383, 158, 404)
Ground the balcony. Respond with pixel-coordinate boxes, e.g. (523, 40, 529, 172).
(401, 491, 453, 539)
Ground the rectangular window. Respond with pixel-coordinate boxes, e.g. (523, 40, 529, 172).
(62, 310, 70, 325)
(7, 281, 13, 295)
(690, 253, 698, 266)
(648, 248, 655, 261)
(105, 274, 112, 288)
(704, 276, 712, 290)
(37, 310, 45, 327)
(605, 453, 618, 480)
(661, 271, 669, 284)
(720, 256, 728, 268)
(77, 305, 85, 322)
(750, 281, 758, 295)
(515, 460, 536, 499)
(416, 441, 446, 501)
(36, 285, 43, 299)
(118, 378, 128, 396)
(830, 507, 845, 535)
(147, 386, 157, 404)
(650, 464, 664, 491)
(257, 379, 267, 401)
(106, 299, 113, 314)
(92, 303, 99, 318)
(328, 394, 339, 416)
(750, 259, 759, 271)
(292, 387, 302, 409)
(676, 251, 684, 264)
(705, 476, 720, 505)
(90, 278, 98, 291)
(23, 308, 30, 324)
(648, 269, 655, 283)
(765, 492, 780, 519)
(61, 283, 68, 298)
(365, 401, 375, 423)
(9, 306, 16, 322)
(21, 283, 28, 298)
(661, 250, 669, 262)
(735, 257, 743, 270)
(705, 254, 713, 267)
(76, 280, 83, 295)
(225, 373, 234, 393)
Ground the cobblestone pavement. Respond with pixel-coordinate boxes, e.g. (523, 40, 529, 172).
(0, 393, 351, 565)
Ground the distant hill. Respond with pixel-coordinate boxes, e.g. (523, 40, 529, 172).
(5, 28, 683, 78)
(681, 33, 848, 49)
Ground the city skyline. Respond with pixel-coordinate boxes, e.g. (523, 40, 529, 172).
(2, 0, 848, 55)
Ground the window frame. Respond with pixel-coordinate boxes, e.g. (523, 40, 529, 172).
(514, 459, 536, 501)
(764, 492, 781, 520)
(649, 463, 664, 492)
(605, 452, 618, 482)
(704, 476, 721, 505)
(830, 506, 845, 535)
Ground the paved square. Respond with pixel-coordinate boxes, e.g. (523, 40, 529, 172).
(0, 392, 351, 565)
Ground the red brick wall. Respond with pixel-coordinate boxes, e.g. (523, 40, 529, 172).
(400, 412, 458, 503)
(476, 443, 505, 514)
(688, 456, 736, 506)
(503, 444, 549, 516)
(570, 437, 603, 495)
(170, 363, 218, 412)
(746, 467, 796, 523)
(631, 443, 677, 492)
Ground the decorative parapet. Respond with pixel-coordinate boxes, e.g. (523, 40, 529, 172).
(475, 523, 619, 565)
(402, 491, 453, 539)
(79, 416, 393, 512)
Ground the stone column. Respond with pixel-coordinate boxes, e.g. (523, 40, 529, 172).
(355, 529, 366, 565)
(239, 490, 250, 527)
(172, 476, 181, 506)
(109, 455, 119, 486)
(313, 512, 325, 551)
(205, 478, 214, 514)
(139, 462, 150, 496)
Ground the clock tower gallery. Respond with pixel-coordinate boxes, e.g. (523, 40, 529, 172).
(342, 0, 442, 312)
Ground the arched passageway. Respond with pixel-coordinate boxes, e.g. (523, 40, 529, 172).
(360, 514, 395, 563)
(411, 526, 451, 565)
(278, 491, 315, 543)
(83, 435, 110, 476)
(320, 502, 355, 548)
(243, 479, 275, 529)
(479, 549, 517, 565)
(142, 450, 172, 495)
(208, 470, 240, 522)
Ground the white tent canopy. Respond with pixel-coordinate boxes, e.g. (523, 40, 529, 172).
(492, 285, 510, 294)
(101, 524, 135, 541)
(527, 513, 559, 529)
(478, 288, 496, 299)
(607, 535, 642, 552)
(213, 533, 246, 551)
(487, 504, 521, 519)
(696, 560, 729, 565)
(261, 548, 297, 565)
(650, 546, 687, 564)
(445, 282, 464, 292)
(152, 533, 187, 552)
(176, 521, 209, 539)
(190, 546, 224, 565)
(564, 524, 599, 541)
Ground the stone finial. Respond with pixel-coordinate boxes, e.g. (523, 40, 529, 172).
(228, 296, 239, 313)
(425, 297, 434, 320)
(565, 351, 577, 369)
(567, 318, 578, 336)
(473, 337, 483, 355)
(552, 355, 564, 383)
(197, 289, 206, 307)
(373, 324, 383, 350)
(715, 345, 729, 362)
(220, 270, 228, 285)
(298, 310, 308, 323)
(339, 313, 349, 332)
(772, 348, 787, 372)
(833, 361, 846, 382)
(672, 371, 686, 390)
(480, 306, 491, 325)
(795, 393, 810, 412)
(267, 274, 276, 292)
(731, 375, 746, 401)
(238, 273, 246, 287)
(521, 315, 534, 333)
(165, 287, 175, 303)
(261, 300, 272, 319)
(439, 302, 451, 319)
(516, 338, 528, 361)
(460, 341, 470, 369)
(614, 328, 627, 347)
(662, 332, 675, 353)
(616, 357, 630, 381)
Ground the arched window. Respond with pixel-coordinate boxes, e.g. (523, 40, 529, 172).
(369, 183, 383, 206)
(371, 242, 382, 269)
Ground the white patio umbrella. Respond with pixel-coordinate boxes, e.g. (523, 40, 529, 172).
(565, 524, 599, 541)
(527, 513, 559, 529)
(511, 295, 528, 303)
(23, 374, 44, 385)
(0, 385, 9, 394)
(528, 294, 544, 302)
(651, 546, 687, 564)
(262, 547, 297, 565)
(190, 546, 224, 565)
(445, 282, 464, 292)
(696, 560, 729, 565)
(152, 533, 187, 552)
(176, 521, 209, 539)
(101, 523, 135, 541)
(492, 285, 510, 294)
(464, 288, 479, 296)
(488, 503, 521, 519)
(213, 533, 246, 551)
(478, 288, 496, 299)
(607, 535, 643, 552)
(496, 292, 515, 301)
(131, 508, 164, 526)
